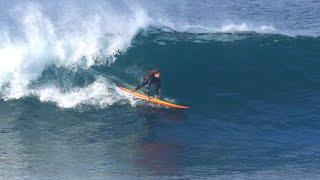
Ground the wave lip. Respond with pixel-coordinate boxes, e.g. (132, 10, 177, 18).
(216, 23, 277, 34)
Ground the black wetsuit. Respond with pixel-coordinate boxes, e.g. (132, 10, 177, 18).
(135, 73, 161, 97)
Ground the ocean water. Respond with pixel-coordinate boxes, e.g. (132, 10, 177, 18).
(1, 0, 320, 179)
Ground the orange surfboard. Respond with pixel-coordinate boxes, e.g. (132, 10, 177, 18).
(119, 87, 189, 109)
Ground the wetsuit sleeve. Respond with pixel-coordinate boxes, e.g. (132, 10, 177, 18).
(135, 75, 152, 91)
(135, 81, 147, 90)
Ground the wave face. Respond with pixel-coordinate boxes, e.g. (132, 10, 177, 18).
(109, 31, 320, 116)
(2, 25, 320, 111)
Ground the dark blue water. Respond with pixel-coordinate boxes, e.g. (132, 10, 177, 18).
(1, 0, 320, 179)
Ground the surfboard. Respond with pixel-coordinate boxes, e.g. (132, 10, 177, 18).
(119, 87, 189, 109)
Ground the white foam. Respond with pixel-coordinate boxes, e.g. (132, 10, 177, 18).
(0, 3, 150, 100)
(33, 77, 138, 109)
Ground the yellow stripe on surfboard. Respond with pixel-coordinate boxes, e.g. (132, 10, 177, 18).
(119, 87, 189, 109)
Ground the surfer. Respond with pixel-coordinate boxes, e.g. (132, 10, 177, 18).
(134, 70, 161, 99)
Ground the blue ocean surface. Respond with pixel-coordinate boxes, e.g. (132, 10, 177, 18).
(0, 0, 320, 179)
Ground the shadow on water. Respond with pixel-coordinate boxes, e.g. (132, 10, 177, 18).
(136, 105, 187, 123)
(135, 142, 183, 176)
(133, 105, 188, 176)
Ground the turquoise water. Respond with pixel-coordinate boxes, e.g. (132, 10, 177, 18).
(1, 0, 320, 179)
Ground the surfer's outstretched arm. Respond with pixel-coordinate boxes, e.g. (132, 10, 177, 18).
(135, 73, 153, 91)
(135, 76, 150, 91)
(135, 81, 147, 91)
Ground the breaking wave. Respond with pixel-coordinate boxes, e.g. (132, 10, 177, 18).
(0, 1, 319, 109)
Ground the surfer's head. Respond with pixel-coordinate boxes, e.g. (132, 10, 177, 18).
(154, 70, 161, 78)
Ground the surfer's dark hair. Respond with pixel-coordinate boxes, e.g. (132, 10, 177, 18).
(149, 69, 160, 75)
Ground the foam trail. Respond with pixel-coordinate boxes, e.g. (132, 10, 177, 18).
(33, 77, 138, 108)
(33, 78, 117, 108)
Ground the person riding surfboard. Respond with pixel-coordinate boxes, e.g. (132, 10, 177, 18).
(134, 70, 161, 99)
(120, 69, 188, 108)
